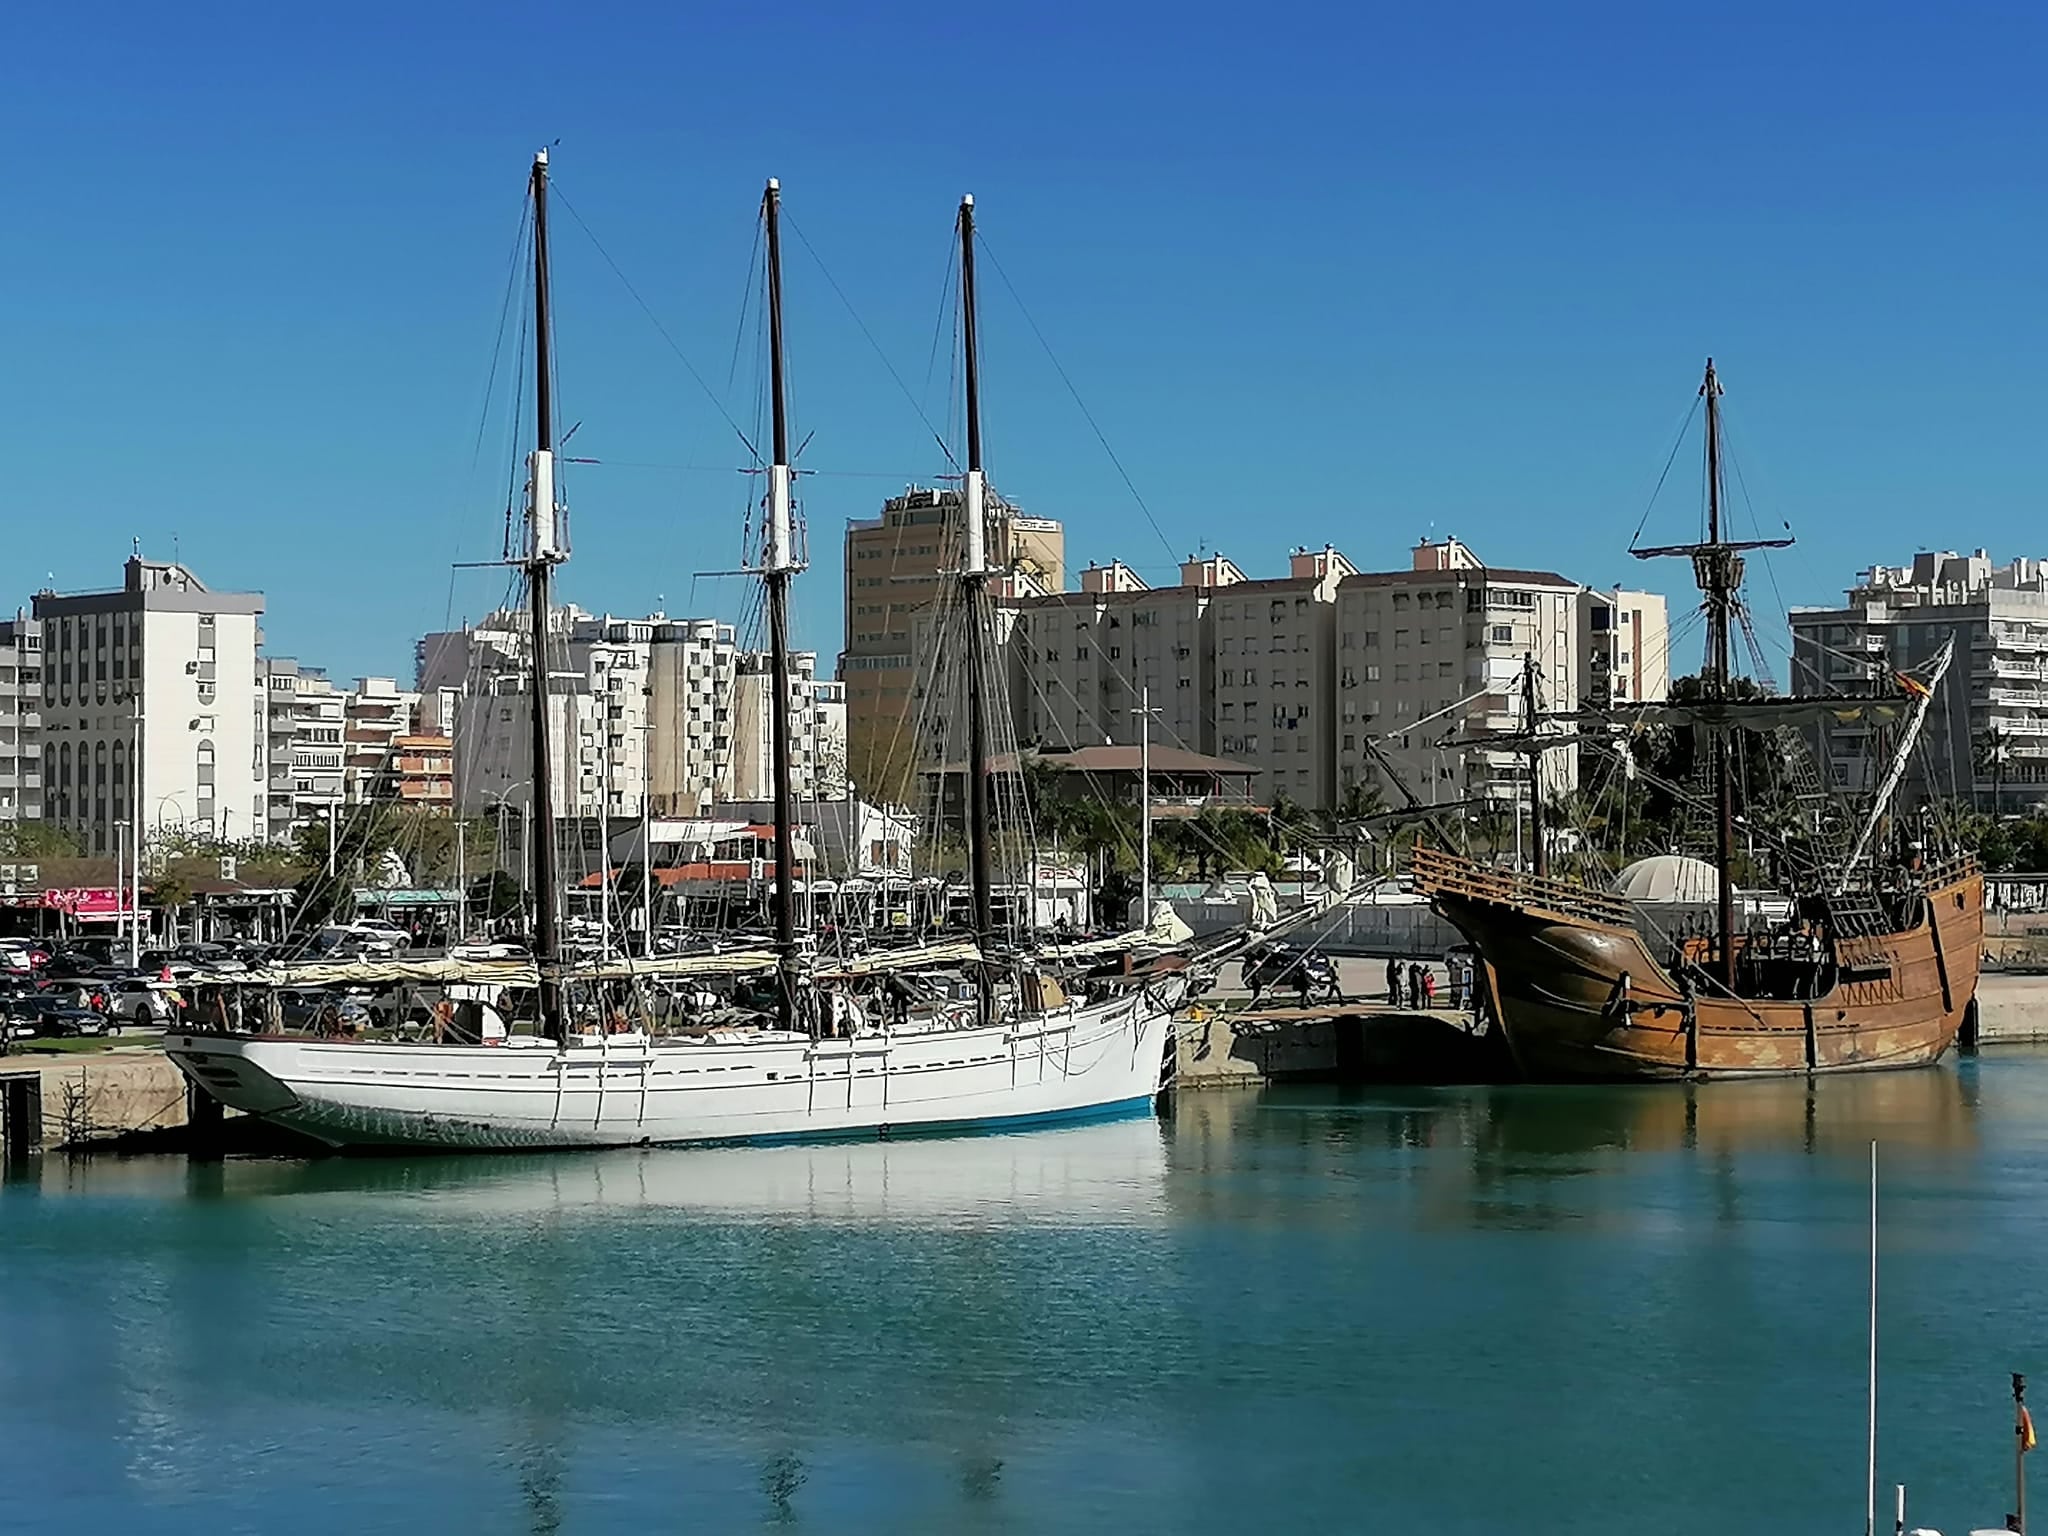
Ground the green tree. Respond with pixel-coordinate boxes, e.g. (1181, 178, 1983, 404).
(0, 820, 82, 860)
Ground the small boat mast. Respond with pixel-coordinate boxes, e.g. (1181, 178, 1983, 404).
(761, 179, 804, 1033)
(957, 193, 996, 1016)
(525, 147, 568, 1044)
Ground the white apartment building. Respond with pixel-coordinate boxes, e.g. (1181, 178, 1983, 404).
(1584, 587, 1672, 708)
(35, 557, 267, 855)
(422, 606, 836, 824)
(1790, 549, 2048, 811)
(726, 651, 825, 804)
(262, 658, 346, 840)
(1333, 538, 1585, 813)
(0, 612, 43, 830)
(342, 676, 420, 803)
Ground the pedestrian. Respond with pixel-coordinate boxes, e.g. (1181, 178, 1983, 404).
(1409, 961, 1426, 1010)
(1386, 957, 1402, 1009)
(1422, 967, 1437, 1010)
(1454, 961, 1472, 1012)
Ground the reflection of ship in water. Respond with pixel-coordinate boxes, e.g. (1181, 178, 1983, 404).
(1167, 1066, 1980, 1170)
(34, 1116, 1175, 1229)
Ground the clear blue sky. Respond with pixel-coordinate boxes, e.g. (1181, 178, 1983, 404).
(9, 1, 2045, 687)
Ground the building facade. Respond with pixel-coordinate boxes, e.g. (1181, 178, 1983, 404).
(342, 676, 421, 803)
(1790, 549, 2048, 811)
(841, 485, 1064, 801)
(0, 612, 43, 832)
(1584, 587, 1672, 708)
(262, 658, 345, 840)
(34, 557, 267, 856)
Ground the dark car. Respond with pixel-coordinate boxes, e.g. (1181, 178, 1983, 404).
(1242, 944, 1340, 1004)
(5, 996, 114, 1038)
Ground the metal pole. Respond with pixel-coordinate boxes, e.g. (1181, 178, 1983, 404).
(2017, 1372, 2030, 1536)
(130, 704, 143, 968)
(113, 818, 125, 965)
(456, 821, 466, 944)
(326, 799, 336, 879)
(1866, 1139, 1878, 1536)
(761, 178, 802, 1033)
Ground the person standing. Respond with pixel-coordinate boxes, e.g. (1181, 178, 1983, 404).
(1386, 956, 1402, 1009)
(1421, 966, 1437, 1010)
(1409, 961, 1426, 1010)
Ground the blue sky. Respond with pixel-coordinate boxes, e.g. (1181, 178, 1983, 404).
(8, 1, 2044, 686)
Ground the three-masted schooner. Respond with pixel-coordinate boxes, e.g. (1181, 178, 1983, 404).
(1413, 360, 1983, 1080)
(163, 155, 1189, 1149)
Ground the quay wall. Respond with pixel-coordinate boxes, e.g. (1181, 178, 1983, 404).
(0, 1053, 191, 1151)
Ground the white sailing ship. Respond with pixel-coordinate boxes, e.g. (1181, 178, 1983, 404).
(165, 155, 1194, 1151)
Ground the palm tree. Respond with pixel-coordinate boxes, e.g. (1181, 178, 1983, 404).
(1977, 724, 2014, 819)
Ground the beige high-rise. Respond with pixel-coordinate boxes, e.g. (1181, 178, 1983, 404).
(840, 485, 1062, 801)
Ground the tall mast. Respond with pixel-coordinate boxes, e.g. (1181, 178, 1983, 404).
(958, 194, 995, 981)
(1522, 652, 1547, 879)
(761, 179, 802, 1034)
(525, 148, 566, 1044)
(1702, 359, 1738, 991)
(1629, 358, 1792, 995)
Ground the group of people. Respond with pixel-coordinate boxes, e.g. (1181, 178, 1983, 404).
(1385, 958, 1474, 1012)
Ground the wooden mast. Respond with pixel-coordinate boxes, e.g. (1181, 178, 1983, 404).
(1631, 360, 1789, 994)
(957, 194, 995, 1004)
(1702, 359, 1738, 991)
(1522, 652, 1547, 879)
(761, 179, 803, 1034)
(525, 148, 567, 1044)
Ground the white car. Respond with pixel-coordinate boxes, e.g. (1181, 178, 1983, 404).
(447, 941, 529, 962)
(347, 919, 415, 952)
(109, 979, 177, 1027)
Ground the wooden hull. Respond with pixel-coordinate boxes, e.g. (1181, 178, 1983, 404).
(1421, 859, 1982, 1082)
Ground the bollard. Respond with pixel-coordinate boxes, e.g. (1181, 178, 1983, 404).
(2, 1073, 44, 1161)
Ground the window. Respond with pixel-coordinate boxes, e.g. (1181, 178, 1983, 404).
(1491, 625, 1514, 644)
(1392, 593, 1410, 611)
(1439, 661, 1454, 677)
(1366, 664, 1381, 681)
(1394, 630, 1409, 649)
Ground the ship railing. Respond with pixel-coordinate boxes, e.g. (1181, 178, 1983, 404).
(1408, 844, 1637, 928)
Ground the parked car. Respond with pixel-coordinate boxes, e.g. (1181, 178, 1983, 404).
(4, 995, 114, 1038)
(447, 941, 530, 962)
(1241, 943, 1340, 1004)
(348, 919, 414, 952)
(108, 979, 177, 1027)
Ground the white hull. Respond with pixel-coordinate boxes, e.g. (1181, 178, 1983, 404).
(164, 987, 1177, 1151)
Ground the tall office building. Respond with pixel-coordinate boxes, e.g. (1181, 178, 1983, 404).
(841, 484, 1063, 802)
(34, 556, 267, 855)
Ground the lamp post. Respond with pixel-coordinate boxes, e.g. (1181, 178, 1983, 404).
(114, 818, 129, 964)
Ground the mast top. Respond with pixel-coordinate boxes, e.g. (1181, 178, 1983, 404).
(534, 147, 548, 169)
(1700, 356, 1720, 395)
(766, 177, 779, 192)
(962, 193, 975, 208)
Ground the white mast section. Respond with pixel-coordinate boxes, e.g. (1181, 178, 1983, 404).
(1835, 637, 1953, 890)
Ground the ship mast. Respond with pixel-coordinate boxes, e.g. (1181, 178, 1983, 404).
(957, 193, 995, 1009)
(1701, 361, 1738, 992)
(525, 148, 567, 1044)
(1630, 358, 1792, 996)
(1522, 652, 1546, 879)
(762, 179, 803, 1034)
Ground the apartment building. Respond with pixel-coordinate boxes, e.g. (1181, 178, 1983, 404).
(423, 606, 833, 822)
(0, 612, 43, 830)
(841, 484, 1064, 800)
(1008, 557, 1219, 761)
(1212, 546, 1355, 809)
(1584, 588, 1672, 708)
(1790, 549, 2048, 811)
(1332, 539, 1585, 812)
(388, 733, 455, 812)
(725, 650, 825, 804)
(34, 557, 267, 855)
(262, 658, 345, 840)
(341, 676, 421, 803)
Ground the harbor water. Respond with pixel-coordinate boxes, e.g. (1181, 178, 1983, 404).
(6, 1053, 2048, 1534)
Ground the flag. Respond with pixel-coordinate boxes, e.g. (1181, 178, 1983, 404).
(2021, 1404, 2037, 1453)
(1895, 670, 1931, 700)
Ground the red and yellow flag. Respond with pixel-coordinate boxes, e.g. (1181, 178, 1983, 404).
(1895, 671, 1931, 700)
(2021, 1404, 2037, 1453)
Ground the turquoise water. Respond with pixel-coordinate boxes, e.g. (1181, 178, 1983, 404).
(6, 1055, 2048, 1534)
